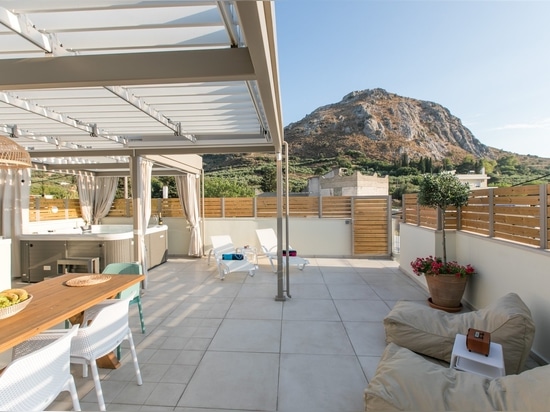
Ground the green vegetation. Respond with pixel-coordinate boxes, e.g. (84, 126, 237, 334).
(29, 151, 550, 200)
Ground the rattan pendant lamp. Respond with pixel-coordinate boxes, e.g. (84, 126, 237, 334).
(0, 135, 32, 169)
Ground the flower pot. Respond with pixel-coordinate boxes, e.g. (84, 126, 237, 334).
(425, 274, 469, 312)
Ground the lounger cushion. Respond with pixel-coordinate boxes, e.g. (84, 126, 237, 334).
(365, 343, 550, 411)
(383, 293, 535, 374)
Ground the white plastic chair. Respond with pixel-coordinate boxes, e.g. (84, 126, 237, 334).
(255, 228, 309, 272)
(3, 325, 80, 412)
(71, 297, 142, 411)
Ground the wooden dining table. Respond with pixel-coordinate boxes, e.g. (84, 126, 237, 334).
(0, 273, 145, 365)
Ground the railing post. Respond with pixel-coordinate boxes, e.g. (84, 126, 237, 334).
(64, 199, 69, 220)
(387, 195, 392, 256)
(488, 188, 495, 238)
(221, 197, 225, 218)
(402, 194, 409, 224)
(416, 195, 420, 226)
(318, 195, 322, 218)
(539, 184, 548, 249)
(34, 197, 40, 221)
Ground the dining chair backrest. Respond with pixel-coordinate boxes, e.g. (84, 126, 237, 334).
(72, 297, 132, 360)
(102, 262, 142, 300)
(103, 262, 143, 275)
(0, 325, 79, 412)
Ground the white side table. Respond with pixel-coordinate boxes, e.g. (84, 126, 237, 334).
(450, 333, 505, 378)
(240, 246, 258, 265)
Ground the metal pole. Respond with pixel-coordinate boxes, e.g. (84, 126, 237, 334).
(284, 141, 291, 298)
(275, 151, 285, 301)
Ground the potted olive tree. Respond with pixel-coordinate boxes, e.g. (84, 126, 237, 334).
(410, 173, 476, 311)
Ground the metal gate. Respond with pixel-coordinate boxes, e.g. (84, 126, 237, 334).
(352, 196, 392, 257)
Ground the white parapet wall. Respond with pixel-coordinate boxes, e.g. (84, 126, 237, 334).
(102, 216, 353, 258)
(204, 218, 352, 257)
(399, 222, 550, 365)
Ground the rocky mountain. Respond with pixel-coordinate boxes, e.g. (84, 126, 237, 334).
(284, 88, 492, 163)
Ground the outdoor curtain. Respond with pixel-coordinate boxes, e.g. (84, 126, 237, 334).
(176, 173, 202, 257)
(139, 159, 153, 280)
(0, 168, 30, 278)
(77, 175, 118, 225)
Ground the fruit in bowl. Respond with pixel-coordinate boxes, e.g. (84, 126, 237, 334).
(0, 288, 30, 308)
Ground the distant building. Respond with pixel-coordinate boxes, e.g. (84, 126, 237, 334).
(307, 168, 389, 196)
(453, 168, 489, 189)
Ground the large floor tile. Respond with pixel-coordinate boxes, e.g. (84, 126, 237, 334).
(178, 351, 279, 410)
(344, 321, 387, 356)
(327, 283, 380, 300)
(278, 353, 367, 412)
(285, 283, 331, 299)
(210, 319, 281, 353)
(281, 320, 355, 355)
(282, 299, 340, 321)
(333, 299, 390, 321)
(226, 297, 283, 320)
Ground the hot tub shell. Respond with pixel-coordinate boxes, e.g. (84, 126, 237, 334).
(19, 225, 168, 282)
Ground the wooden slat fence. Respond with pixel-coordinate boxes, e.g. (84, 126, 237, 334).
(403, 184, 550, 249)
(353, 197, 390, 256)
(29, 184, 550, 251)
(30, 196, 355, 221)
(30, 198, 80, 222)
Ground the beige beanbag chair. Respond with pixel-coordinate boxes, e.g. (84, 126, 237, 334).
(365, 343, 550, 411)
(383, 293, 535, 374)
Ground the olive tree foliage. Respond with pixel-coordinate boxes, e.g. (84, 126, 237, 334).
(417, 173, 470, 264)
(203, 176, 255, 197)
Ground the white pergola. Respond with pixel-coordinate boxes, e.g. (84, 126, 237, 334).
(0, 1, 282, 172)
(0, 1, 289, 298)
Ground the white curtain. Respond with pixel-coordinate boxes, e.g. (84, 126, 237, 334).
(93, 177, 118, 224)
(140, 159, 154, 273)
(176, 173, 202, 257)
(77, 175, 94, 224)
(141, 160, 153, 232)
(77, 175, 118, 224)
(0, 168, 30, 279)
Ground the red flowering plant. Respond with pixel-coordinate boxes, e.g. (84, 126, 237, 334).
(411, 256, 476, 278)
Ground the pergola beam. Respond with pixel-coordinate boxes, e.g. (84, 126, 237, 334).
(0, 6, 52, 53)
(0, 48, 256, 90)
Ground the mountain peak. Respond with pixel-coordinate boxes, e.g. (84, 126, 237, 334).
(284, 88, 492, 163)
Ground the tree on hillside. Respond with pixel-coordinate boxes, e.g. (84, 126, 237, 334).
(204, 176, 255, 197)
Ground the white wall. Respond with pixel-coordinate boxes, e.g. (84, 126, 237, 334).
(103, 216, 352, 258)
(204, 218, 352, 257)
(399, 222, 550, 364)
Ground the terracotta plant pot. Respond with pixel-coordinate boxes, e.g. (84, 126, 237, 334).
(425, 274, 469, 312)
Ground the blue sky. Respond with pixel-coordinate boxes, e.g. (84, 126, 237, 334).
(274, 1, 550, 158)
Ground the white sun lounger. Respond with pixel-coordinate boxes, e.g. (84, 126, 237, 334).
(255, 228, 309, 272)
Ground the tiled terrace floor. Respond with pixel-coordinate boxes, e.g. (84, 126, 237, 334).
(5, 257, 453, 411)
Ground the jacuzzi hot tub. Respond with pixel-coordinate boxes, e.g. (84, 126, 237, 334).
(20, 225, 168, 282)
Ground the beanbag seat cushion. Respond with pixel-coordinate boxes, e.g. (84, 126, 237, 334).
(365, 343, 550, 411)
(383, 293, 535, 374)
